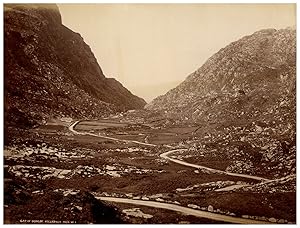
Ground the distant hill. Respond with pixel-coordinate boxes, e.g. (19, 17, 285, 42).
(4, 4, 146, 128)
(146, 28, 296, 130)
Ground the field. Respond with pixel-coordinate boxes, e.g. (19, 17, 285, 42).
(4, 118, 296, 224)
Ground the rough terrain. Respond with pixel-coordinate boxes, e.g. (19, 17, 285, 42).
(4, 4, 146, 129)
(3, 4, 296, 225)
(4, 117, 296, 224)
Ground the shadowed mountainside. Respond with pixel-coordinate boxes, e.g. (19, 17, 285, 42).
(4, 4, 146, 128)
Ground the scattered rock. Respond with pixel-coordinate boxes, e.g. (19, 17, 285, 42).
(268, 217, 277, 223)
(122, 208, 153, 219)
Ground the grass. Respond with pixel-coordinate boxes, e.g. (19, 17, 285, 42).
(4, 119, 296, 224)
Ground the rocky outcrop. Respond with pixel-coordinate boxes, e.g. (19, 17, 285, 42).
(4, 182, 124, 224)
(146, 28, 296, 180)
(146, 28, 296, 129)
(4, 4, 146, 128)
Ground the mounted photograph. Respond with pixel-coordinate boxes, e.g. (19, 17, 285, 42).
(3, 3, 296, 224)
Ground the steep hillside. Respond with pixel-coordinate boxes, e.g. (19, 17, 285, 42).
(4, 4, 146, 128)
(146, 28, 295, 128)
(145, 28, 296, 179)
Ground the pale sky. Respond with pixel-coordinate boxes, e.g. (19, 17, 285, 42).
(58, 4, 296, 102)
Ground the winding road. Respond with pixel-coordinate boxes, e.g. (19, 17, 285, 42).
(69, 121, 157, 147)
(160, 150, 269, 181)
(68, 120, 273, 224)
(69, 121, 269, 182)
(95, 197, 270, 224)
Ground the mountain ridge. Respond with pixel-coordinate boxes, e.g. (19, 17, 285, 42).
(4, 4, 146, 128)
(146, 28, 296, 126)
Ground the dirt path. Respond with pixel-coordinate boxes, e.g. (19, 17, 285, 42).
(160, 149, 270, 182)
(69, 121, 269, 182)
(69, 121, 157, 147)
(95, 196, 271, 224)
(68, 121, 272, 223)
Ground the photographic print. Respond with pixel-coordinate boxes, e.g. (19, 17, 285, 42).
(3, 2, 296, 224)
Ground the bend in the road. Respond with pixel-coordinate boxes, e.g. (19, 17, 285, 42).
(69, 121, 270, 182)
(160, 150, 270, 182)
(69, 121, 157, 147)
(96, 196, 271, 224)
(68, 120, 274, 224)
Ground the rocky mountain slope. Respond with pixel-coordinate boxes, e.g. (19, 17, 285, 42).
(146, 27, 296, 179)
(146, 28, 295, 127)
(4, 4, 146, 128)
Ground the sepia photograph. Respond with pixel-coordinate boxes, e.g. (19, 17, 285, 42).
(3, 1, 297, 224)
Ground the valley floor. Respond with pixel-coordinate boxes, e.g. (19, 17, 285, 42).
(3, 118, 296, 224)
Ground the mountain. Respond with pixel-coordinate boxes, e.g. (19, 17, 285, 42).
(146, 28, 296, 130)
(145, 27, 296, 180)
(4, 4, 146, 128)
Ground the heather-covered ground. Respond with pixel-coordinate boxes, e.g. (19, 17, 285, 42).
(4, 117, 296, 224)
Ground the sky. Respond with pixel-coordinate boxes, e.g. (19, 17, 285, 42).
(58, 4, 296, 102)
